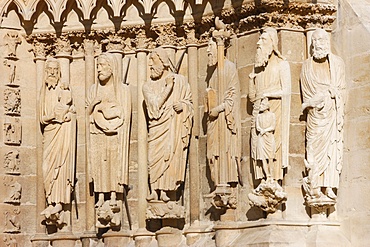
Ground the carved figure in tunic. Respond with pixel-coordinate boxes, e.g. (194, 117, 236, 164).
(87, 53, 131, 209)
(39, 58, 76, 220)
(205, 37, 241, 188)
(301, 29, 345, 201)
(256, 98, 276, 180)
(249, 27, 291, 181)
(143, 47, 193, 202)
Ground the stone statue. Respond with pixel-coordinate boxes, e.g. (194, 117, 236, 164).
(39, 58, 76, 224)
(301, 29, 345, 204)
(87, 53, 131, 227)
(143, 47, 193, 203)
(248, 27, 290, 212)
(256, 97, 276, 180)
(205, 37, 241, 190)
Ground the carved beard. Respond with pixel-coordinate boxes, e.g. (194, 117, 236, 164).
(150, 63, 165, 80)
(255, 46, 273, 68)
(312, 45, 329, 60)
(45, 76, 59, 89)
(207, 52, 217, 67)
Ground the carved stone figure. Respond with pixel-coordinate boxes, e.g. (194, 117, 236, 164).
(4, 150, 20, 175)
(4, 178, 22, 204)
(301, 29, 345, 206)
(256, 97, 276, 180)
(3, 32, 21, 58)
(4, 60, 17, 85)
(4, 209, 20, 233)
(87, 53, 131, 227)
(249, 27, 291, 181)
(39, 58, 76, 225)
(143, 47, 193, 204)
(248, 27, 290, 212)
(4, 117, 21, 145)
(3, 235, 17, 247)
(205, 36, 241, 190)
(4, 88, 21, 115)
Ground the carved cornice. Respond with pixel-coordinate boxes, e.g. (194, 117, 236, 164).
(23, 1, 336, 55)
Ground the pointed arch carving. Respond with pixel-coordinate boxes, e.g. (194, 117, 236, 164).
(75, 0, 97, 20)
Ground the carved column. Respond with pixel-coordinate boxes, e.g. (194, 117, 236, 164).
(81, 39, 97, 247)
(186, 42, 200, 224)
(31, 42, 49, 247)
(133, 33, 154, 246)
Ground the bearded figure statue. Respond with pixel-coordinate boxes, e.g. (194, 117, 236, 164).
(86, 53, 131, 228)
(248, 27, 291, 213)
(301, 29, 345, 205)
(143, 47, 193, 203)
(40, 58, 76, 227)
(249, 27, 291, 182)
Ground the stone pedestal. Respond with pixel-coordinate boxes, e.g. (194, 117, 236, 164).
(31, 233, 50, 247)
(50, 232, 78, 247)
(102, 230, 132, 247)
(133, 228, 155, 247)
(80, 231, 98, 247)
(184, 223, 214, 246)
(156, 227, 185, 247)
(306, 223, 350, 247)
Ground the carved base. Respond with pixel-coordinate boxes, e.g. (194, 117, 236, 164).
(133, 228, 155, 247)
(212, 184, 237, 209)
(307, 197, 336, 220)
(31, 233, 50, 247)
(213, 220, 349, 247)
(50, 232, 78, 247)
(248, 179, 287, 213)
(183, 223, 214, 246)
(156, 227, 185, 247)
(102, 230, 132, 247)
(146, 201, 185, 219)
(96, 200, 121, 229)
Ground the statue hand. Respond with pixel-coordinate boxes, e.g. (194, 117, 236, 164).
(92, 97, 102, 107)
(64, 113, 71, 122)
(173, 102, 183, 113)
(165, 75, 175, 88)
(209, 107, 219, 118)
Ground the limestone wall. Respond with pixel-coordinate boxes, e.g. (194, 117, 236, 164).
(332, 0, 370, 246)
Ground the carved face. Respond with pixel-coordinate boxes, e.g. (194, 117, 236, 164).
(45, 61, 60, 89)
(255, 32, 273, 68)
(97, 57, 113, 84)
(207, 39, 218, 67)
(259, 98, 270, 112)
(149, 52, 165, 80)
(312, 30, 330, 60)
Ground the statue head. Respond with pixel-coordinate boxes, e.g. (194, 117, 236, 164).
(259, 97, 270, 112)
(207, 38, 218, 67)
(311, 29, 330, 60)
(97, 54, 114, 85)
(255, 27, 282, 68)
(45, 58, 61, 89)
(149, 47, 170, 80)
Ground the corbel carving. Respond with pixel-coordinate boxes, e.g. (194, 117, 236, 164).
(4, 88, 21, 116)
(4, 150, 20, 175)
(4, 117, 22, 146)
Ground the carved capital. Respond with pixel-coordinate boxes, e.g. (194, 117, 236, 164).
(31, 41, 47, 59)
(55, 37, 72, 56)
(83, 39, 95, 56)
(103, 34, 125, 52)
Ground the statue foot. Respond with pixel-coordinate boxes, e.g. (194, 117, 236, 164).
(326, 188, 337, 200)
(40, 205, 53, 218)
(95, 197, 104, 208)
(50, 203, 63, 215)
(160, 191, 170, 202)
(146, 191, 158, 201)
